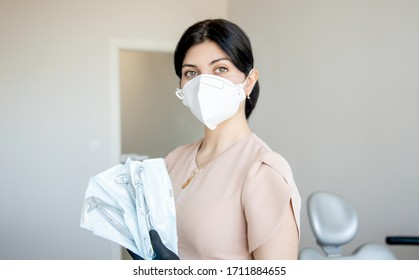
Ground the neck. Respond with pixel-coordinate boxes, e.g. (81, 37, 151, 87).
(196, 114, 252, 167)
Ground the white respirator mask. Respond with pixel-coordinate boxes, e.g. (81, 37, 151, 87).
(175, 70, 253, 130)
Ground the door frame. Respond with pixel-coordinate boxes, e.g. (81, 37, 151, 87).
(108, 38, 176, 259)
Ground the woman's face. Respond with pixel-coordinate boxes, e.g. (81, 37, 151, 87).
(180, 40, 246, 88)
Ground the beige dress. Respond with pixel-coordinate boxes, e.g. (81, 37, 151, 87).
(165, 133, 301, 259)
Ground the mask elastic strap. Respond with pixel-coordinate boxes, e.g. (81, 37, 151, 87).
(243, 68, 254, 99)
(175, 88, 184, 99)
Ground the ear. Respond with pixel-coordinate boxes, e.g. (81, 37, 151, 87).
(244, 68, 259, 96)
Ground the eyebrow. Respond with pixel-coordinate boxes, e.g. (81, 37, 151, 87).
(181, 57, 231, 68)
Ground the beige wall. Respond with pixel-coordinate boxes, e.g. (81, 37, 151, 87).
(228, 0, 419, 259)
(119, 50, 202, 158)
(0, 0, 227, 259)
(2, 0, 418, 260)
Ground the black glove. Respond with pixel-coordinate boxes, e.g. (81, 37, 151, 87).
(127, 229, 180, 260)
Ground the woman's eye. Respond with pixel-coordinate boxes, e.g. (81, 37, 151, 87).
(184, 70, 197, 77)
(215, 66, 228, 74)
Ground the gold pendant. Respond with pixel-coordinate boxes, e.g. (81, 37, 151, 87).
(182, 168, 200, 189)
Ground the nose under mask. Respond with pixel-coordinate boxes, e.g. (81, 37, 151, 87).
(175, 71, 252, 130)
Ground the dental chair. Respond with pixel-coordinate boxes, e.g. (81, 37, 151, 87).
(298, 191, 396, 260)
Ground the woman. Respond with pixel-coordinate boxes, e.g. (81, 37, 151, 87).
(163, 18, 301, 260)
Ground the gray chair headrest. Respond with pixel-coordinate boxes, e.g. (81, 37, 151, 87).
(307, 191, 358, 247)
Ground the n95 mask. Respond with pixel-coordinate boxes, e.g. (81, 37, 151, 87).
(175, 73, 251, 130)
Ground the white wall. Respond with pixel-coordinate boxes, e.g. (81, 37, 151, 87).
(0, 0, 227, 259)
(119, 50, 202, 158)
(228, 0, 419, 259)
(2, 0, 418, 261)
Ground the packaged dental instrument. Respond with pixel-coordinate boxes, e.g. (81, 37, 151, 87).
(80, 158, 178, 259)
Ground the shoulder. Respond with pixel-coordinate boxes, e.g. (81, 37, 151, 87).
(241, 135, 299, 214)
(242, 134, 300, 214)
(246, 134, 295, 186)
(242, 135, 302, 246)
(254, 152, 295, 187)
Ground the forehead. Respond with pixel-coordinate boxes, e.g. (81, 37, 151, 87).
(183, 40, 230, 65)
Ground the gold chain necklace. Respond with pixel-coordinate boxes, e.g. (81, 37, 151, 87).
(181, 134, 251, 189)
(181, 154, 213, 189)
(181, 140, 228, 189)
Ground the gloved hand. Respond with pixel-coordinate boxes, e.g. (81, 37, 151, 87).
(127, 229, 180, 260)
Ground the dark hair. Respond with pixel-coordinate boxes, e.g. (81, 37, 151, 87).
(174, 18, 260, 119)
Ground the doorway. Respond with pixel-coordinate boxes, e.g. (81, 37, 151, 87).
(110, 39, 202, 259)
